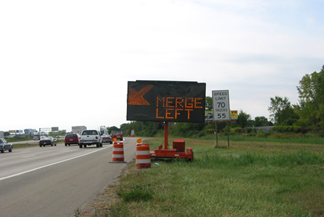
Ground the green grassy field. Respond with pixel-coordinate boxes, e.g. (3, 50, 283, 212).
(84, 137, 324, 217)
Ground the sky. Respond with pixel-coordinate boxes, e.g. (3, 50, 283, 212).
(1, 0, 323, 132)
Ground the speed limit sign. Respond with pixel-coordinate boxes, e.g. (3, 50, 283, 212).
(212, 90, 230, 121)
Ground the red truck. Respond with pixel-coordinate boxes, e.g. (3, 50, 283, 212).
(111, 131, 123, 141)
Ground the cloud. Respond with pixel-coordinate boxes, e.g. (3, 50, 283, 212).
(0, 0, 323, 130)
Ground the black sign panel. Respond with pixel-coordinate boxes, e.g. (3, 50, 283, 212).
(127, 80, 206, 122)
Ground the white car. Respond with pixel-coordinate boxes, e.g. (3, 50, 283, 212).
(79, 130, 102, 148)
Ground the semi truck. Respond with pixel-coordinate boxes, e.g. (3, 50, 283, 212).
(100, 126, 112, 144)
(72, 126, 87, 134)
(33, 132, 48, 140)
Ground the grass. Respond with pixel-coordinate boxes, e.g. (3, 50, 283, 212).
(5, 136, 34, 142)
(12, 143, 40, 148)
(9, 139, 64, 149)
(82, 137, 324, 216)
(87, 138, 324, 216)
(201, 134, 324, 144)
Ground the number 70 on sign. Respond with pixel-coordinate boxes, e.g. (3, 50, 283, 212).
(212, 90, 230, 121)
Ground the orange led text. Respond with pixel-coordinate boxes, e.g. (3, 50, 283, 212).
(156, 97, 203, 120)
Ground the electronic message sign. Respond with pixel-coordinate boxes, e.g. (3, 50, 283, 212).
(127, 80, 206, 122)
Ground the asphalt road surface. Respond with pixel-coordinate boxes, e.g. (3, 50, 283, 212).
(0, 137, 138, 217)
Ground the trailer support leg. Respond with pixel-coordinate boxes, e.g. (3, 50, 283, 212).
(164, 121, 168, 149)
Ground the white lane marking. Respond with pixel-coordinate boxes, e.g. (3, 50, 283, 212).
(0, 145, 112, 181)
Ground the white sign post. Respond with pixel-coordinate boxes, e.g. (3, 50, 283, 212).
(212, 90, 230, 147)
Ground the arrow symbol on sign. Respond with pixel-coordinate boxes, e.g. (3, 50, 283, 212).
(128, 84, 153, 105)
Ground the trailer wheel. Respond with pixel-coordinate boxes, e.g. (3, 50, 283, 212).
(186, 152, 194, 162)
(79, 145, 82, 148)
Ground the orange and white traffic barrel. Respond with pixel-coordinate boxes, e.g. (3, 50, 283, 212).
(136, 139, 151, 169)
(110, 140, 126, 163)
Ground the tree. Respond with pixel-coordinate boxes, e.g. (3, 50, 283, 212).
(107, 126, 120, 134)
(254, 116, 271, 127)
(120, 121, 164, 137)
(205, 96, 213, 111)
(120, 123, 131, 136)
(236, 110, 251, 128)
(297, 65, 324, 130)
(268, 96, 298, 126)
(171, 122, 205, 137)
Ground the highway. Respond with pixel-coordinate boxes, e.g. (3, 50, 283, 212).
(0, 137, 138, 217)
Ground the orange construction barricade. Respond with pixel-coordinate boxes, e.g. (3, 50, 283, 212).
(136, 143, 151, 169)
(110, 141, 126, 163)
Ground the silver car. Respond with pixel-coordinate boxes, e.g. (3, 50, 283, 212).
(0, 138, 13, 153)
(39, 136, 57, 147)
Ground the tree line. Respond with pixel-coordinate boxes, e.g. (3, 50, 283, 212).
(112, 65, 324, 137)
(268, 65, 324, 133)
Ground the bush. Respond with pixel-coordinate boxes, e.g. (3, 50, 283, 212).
(256, 131, 271, 138)
(272, 126, 302, 133)
(205, 129, 215, 134)
(244, 127, 257, 134)
(198, 130, 206, 138)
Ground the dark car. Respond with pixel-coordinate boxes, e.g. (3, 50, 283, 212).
(101, 134, 112, 144)
(111, 131, 123, 141)
(39, 136, 57, 147)
(205, 113, 213, 119)
(0, 138, 13, 153)
(64, 133, 80, 146)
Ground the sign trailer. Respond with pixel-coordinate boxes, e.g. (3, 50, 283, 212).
(127, 80, 206, 161)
